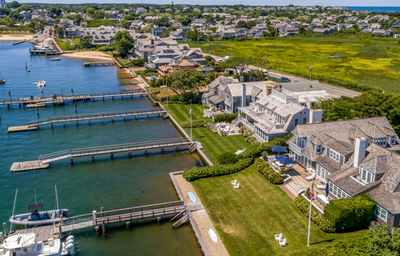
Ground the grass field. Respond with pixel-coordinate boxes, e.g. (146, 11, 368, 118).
(55, 38, 80, 51)
(165, 103, 249, 163)
(188, 35, 400, 94)
(193, 165, 368, 255)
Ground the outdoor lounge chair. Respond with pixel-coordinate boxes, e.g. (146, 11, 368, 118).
(275, 233, 282, 242)
(234, 183, 240, 189)
(317, 184, 326, 190)
(279, 238, 287, 247)
(231, 179, 237, 185)
(306, 172, 316, 181)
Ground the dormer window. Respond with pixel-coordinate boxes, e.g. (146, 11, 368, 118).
(329, 148, 340, 163)
(360, 166, 375, 184)
(390, 136, 396, 145)
(374, 137, 387, 147)
(316, 144, 322, 154)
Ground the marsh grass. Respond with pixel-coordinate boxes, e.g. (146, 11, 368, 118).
(189, 35, 400, 93)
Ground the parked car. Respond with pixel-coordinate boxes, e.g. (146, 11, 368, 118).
(281, 77, 291, 82)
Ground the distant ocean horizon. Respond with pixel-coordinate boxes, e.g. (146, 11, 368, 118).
(344, 6, 400, 12)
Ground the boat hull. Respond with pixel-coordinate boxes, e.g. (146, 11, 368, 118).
(9, 209, 70, 226)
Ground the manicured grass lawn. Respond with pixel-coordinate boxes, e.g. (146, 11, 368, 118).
(189, 35, 400, 94)
(165, 103, 207, 123)
(55, 38, 80, 51)
(193, 165, 368, 255)
(191, 127, 248, 163)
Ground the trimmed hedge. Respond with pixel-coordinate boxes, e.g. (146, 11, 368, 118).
(323, 193, 376, 232)
(254, 158, 283, 184)
(218, 152, 239, 165)
(214, 113, 238, 123)
(295, 195, 336, 233)
(183, 158, 254, 182)
(179, 119, 210, 128)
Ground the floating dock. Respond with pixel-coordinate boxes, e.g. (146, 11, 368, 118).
(7, 125, 38, 133)
(10, 160, 49, 172)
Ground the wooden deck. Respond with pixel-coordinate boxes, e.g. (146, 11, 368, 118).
(0, 91, 146, 108)
(10, 138, 195, 172)
(7, 125, 38, 133)
(84, 61, 114, 67)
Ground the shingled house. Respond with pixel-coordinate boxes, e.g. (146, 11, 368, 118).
(287, 117, 400, 231)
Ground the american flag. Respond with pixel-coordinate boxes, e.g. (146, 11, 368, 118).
(310, 185, 314, 200)
(166, 81, 168, 92)
(189, 107, 192, 115)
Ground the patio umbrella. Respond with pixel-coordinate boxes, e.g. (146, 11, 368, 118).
(271, 146, 287, 153)
(277, 156, 296, 166)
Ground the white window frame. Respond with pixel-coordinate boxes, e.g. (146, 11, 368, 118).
(360, 167, 375, 184)
(375, 205, 388, 222)
(329, 181, 350, 199)
(329, 148, 341, 163)
(316, 144, 322, 154)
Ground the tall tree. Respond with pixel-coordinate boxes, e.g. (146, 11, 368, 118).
(168, 70, 208, 95)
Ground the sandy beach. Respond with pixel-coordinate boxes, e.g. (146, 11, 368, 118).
(0, 34, 34, 41)
(62, 51, 113, 61)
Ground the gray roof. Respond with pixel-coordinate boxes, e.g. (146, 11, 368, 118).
(281, 81, 324, 92)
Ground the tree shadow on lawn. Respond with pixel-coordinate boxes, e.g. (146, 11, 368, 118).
(310, 239, 335, 246)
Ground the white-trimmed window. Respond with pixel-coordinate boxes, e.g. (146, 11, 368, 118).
(375, 205, 388, 222)
(316, 144, 322, 154)
(294, 118, 299, 126)
(390, 136, 396, 145)
(317, 164, 331, 181)
(329, 182, 350, 199)
(329, 148, 341, 163)
(374, 137, 387, 147)
(360, 167, 375, 184)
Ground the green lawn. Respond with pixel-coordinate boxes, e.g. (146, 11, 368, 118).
(55, 38, 80, 51)
(165, 103, 207, 123)
(165, 103, 249, 163)
(193, 165, 368, 255)
(189, 35, 400, 94)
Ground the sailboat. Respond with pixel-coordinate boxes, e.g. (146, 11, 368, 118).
(8, 186, 71, 227)
(0, 70, 5, 84)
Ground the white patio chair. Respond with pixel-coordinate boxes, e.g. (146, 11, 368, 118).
(234, 183, 240, 189)
(279, 238, 287, 247)
(274, 233, 282, 242)
(317, 185, 326, 190)
(306, 172, 316, 181)
(231, 179, 237, 186)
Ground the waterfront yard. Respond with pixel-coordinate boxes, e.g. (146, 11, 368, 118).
(193, 165, 368, 255)
(165, 103, 249, 163)
(188, 35, 400, 94)
(55, 38, 80, 51)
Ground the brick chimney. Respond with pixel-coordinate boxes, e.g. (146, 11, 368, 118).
(266, 87, 272, 95)
(277, 84, 282, 92)
(151, 39, 154, 45)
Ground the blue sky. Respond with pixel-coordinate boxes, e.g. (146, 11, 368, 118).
(17, 0, 399, 6)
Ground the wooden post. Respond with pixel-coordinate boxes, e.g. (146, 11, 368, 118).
(176, 146, 179, 152)
(111, 153, 113, 160)
(147, 114, 150, 119)
(128, 151, 132, 158)
(135, 115, 137, 120)
(124, 116, 126, 122)
(63, 122, 65, 128)
(58, 224, 63, 238)
(88, 120, 90, 126)
(3, 223, 8, 237)
(36, 107, 39, 117)
(101, 219, 106, 236)
(112, 96, 114, 101)
(50, 122, 53, 129)
(92, 156, 95, 162)
(76, 121, 78, 127)
(112, 117, 114, 123)
(70, 158, 73, 165)
(101, 207, 104, 217)
(92, 210, 97, 226)
(161, 147, 164, 154)
(144, 149, 147, 156)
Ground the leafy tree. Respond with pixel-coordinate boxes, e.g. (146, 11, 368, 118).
(222, 56, 252, 79)
(152, 16, 171, 27)
(246, 20, 257, 29)
(236, 20, 247, 28)
(54, 26, 64, 37)
(85, 7, 96, 15)
(92, 10, 105, 19)
(186, 29, 205, 41)
(49, 7, 62, 17)
(8, 1, 21, 8)
(218, 152, 238, 165)
(121, 20, 131, 29)
(167, 70, 208, 95)
(79, 36, 94, 49)
(114, 31, 133, 57)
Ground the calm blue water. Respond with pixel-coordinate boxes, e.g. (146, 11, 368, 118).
(345, 6, 400, 12)
(0, 41, 202, 255)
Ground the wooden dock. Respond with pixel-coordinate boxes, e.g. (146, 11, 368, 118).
(84, 61, 114, 67)
(0, 91, 146, 108)
(13, 40, 27, 45)
(9, 201, 185, 241)
(10, 138, 195, 172)
(8, 108, 167, 132)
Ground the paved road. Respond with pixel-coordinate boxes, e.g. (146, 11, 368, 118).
(206, 54, 361, 99)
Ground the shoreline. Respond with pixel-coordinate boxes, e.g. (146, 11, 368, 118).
(61, 51, 114, 61)
(0, 34, 34, 41)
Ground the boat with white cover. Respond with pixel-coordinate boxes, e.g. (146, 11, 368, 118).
(0, 233, 75, 256)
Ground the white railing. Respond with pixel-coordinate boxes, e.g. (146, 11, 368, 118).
(288, 141, 305, 154)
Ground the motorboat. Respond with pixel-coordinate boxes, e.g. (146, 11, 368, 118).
(37, 81, 46, 87)
(0, 233, 75, 256)
(50, 58, 61, 61)
(9, 204, 70, 227)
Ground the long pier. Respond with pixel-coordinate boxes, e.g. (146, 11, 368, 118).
(84, 61, 115, 67)
(10, 138, 195, 172)
(0, 91, 146, 108)
(8, 108, 167, 132)
(8, 201, 186, 241)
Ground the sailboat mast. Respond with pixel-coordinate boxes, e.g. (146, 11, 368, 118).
(10, 188, 18, 231)
(34, 188, 37, 205)
(55, 185, 59, 210)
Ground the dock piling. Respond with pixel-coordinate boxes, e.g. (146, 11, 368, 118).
(58, 224, 63, 238)
(126, 221, 130, 229)
(70, 158, 73, 165)
(92, 156, 94, 162)
(128, 151, 132, 158)
(176, 146, 179, 152)
(144, 149, 147, 156)
(101, 220, 106, 236)
(3, 223, 8, 237)
(161, 147, 165, 154)
(111, 153, 113, 160)
(36, 107, 39, 117)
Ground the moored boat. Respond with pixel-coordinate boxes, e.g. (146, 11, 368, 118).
(9, 204, 70, 227)
(0, 71, 5, 84)
(50, 58, 61, 61)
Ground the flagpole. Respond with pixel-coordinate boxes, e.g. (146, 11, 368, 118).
(190, 103, 192, 139)
(307, 180, 313, 246)
(166, 80, 168, 107)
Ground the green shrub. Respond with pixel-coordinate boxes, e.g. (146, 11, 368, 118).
(323, 193, 376, 232)
(183, 158, 254, 181)
(170, 95, 180, 102)
(255, 159, 284, 184)
(218, 152, 238, 165)
(179, 119, 209, 128)
(180, 94, 195, 104)
(295, 196, 336, 233)
(214, 113, 238, 123)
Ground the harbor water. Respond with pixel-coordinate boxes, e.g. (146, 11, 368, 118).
(0, 41, 203, 255)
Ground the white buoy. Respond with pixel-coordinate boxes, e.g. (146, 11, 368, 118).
(28, 69, 30, 72)
(29, 63, 32, 66)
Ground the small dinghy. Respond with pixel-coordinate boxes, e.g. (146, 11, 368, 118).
(9, 204, 70, 226)
(37, 80, 46, 87)
(50, 57, 61, 61)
